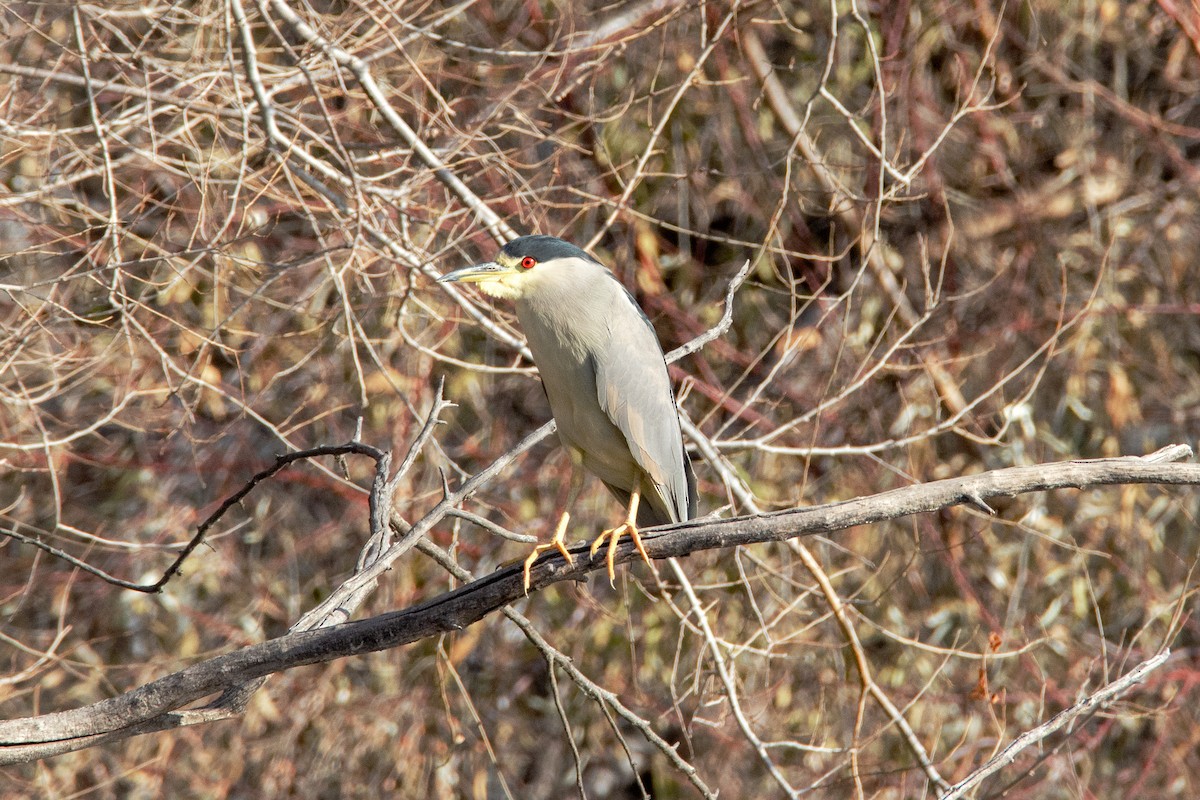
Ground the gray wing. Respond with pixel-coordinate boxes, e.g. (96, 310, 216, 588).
(593, 284, 696, 524)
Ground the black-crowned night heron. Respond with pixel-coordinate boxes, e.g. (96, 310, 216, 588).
(439, 235, 697, 590)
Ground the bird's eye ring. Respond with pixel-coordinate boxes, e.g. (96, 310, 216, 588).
(520, 256, 537, 270)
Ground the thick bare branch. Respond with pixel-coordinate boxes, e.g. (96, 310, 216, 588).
(1, 448, 1193, 765)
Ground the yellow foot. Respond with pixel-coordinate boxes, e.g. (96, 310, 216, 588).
(589, 520, 656, 588)
(522, 512, 575, 594)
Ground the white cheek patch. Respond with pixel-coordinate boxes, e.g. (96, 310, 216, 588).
(477, 270, 533, 300)
(477, 278, 516, 299)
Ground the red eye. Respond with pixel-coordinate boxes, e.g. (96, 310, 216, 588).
(520, 256, 537, 270)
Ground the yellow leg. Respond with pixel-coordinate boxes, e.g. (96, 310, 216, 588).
(522, 510, 575, 594)
(589, 489, 657, 587)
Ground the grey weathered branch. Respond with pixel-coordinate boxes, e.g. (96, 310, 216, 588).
(941, 649, 1171, 799)
(1, 446, 1195, 765)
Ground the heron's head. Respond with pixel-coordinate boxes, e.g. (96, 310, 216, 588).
(437, 235, 604, 300)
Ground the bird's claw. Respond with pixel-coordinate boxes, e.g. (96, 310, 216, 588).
(589, 521, 656, 587)
(522, 511, 575, 594)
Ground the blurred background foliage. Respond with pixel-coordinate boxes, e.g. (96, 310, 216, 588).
(1, 0, 1199, 797)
